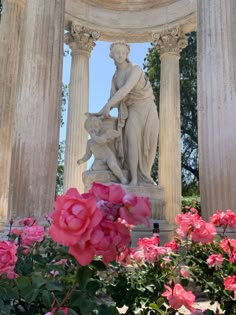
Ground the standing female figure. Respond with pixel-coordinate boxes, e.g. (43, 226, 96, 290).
(97, 41, 159, 186)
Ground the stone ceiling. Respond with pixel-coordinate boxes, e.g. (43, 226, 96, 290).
(79, 0, 177, 11)
(65, 0, 197, 42)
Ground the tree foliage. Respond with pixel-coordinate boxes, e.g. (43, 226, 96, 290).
(55, 83, 68, 196)
(144, 32, 198, 195)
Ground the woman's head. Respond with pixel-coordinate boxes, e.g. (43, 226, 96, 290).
(110, 41, 130, 64)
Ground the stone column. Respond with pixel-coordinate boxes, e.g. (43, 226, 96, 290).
(63, 23, 99, 193)
(153, 28, 187, 224)
(0, 0, 25, 225)
(8, 0, 65, 219)
(198, 0, 236, 220)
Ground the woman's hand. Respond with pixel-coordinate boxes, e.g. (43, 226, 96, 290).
(94, 103, 111, 118)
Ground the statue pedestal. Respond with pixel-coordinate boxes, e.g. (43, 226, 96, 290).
(82, 170, 165, 220)
(82, 170, 176, 246)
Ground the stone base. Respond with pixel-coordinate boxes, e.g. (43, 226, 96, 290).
(131, 219, 176, 247)
(124, 185, 165, 220)
(82, 170, 165, 220)
(83, 170, 126, 192)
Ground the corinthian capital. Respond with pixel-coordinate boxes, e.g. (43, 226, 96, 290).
(64, 22, 100, 55)
(152, 27, 188, 57)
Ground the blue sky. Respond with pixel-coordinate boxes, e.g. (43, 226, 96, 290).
(60, 41, 151, 141)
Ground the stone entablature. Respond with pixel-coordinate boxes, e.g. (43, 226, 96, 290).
(64, 0, 196, 42)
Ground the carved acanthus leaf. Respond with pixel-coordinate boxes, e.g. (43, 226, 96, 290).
(65, 22, 100, 54)
(152, 27, 188, 56)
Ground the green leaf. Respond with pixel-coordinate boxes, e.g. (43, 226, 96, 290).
(32, 274, 47, 288)
(46, 281, 63, 292)
(0, 304, 12, 315)
(16, 275, 31, 290)
(98, 304, 120, 315)
(203, 310, 216, 315)
(77, 266, 93, 289)
(78, 298, 97, 314)
(69, 290, 83, 308)
(90, 260, 107, 271)
(42, 289, 53, 306)
(67, 309, 79, 315)
(23, 288, 40, 303)
(86, 279, 101, 295)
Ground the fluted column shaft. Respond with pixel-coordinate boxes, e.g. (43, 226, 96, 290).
(8, 0, 65, 219)
(64, 23, 99, 193)
(0, 0, 25, 224)
(153, 28, 187, 224)
(198, 0, 236, 220)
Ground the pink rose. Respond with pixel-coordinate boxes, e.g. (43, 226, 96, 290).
(164, 239, 179, 252)
(91, 220, 131, 264)
(207, 254, 224, 268)
(0, 241, 18, 279)
(21, 225, 45, 246)
(89, 182, 126, 204)
(180, 267, 190, 278)
(136, 237, 170, 263)
(162, 283, 195, 312)
(18, 217, 36, 226)
(10, 228, 23, 237)
(69, 220, 130, 265)
(116, 247, 135, 266)
(176, 212, 201, 237)
(137, 236, 159, 248)
(191, 220, 216, 243)
(69, 241, 96, 266)
(49, 188, 103, 247)
(224, 275, 236, 300)
(210, 209, 236, 229)
(96, 200, 119, 221)
(54, 259, 68, 266)
(120, 193, 151, 227)
(220, 238, 236, 254)
(220, 238, 236, 263)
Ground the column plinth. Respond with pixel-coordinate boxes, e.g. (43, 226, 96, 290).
(0, 0, 25, 225)
(153, 28, 187, 224)
(198, 0, 236, 220)
(63, 22, 100, 193)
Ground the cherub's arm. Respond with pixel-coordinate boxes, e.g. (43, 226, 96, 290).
(104, 129, 120, 141)
(90, 132, 108, 145)
(77, 141, 92, 165)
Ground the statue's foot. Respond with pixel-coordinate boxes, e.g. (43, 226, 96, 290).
(129, 179, 137, 186)
(121, 177, 128, 185)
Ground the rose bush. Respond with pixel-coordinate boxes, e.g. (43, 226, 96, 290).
(0, 182, 151, 314)
(0, 183, 235, 315)
(106, 207, 236, 315)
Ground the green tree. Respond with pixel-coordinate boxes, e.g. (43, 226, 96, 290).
(144, 32, 198, 195)
(55, 83, 68, 196)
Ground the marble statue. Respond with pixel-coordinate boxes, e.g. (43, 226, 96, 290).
(77, 115, 128, 185)
(95, 41, 159, 186)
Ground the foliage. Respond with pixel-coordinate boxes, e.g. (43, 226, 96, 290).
(0, 231, 119, 315)
(105, 208, 236, 314)
(55, 83, 68, 196)
(0, 184, 235, 315)
(144, 32, 198, 193)
(56, 140, 65, 196)
(182, 196, 201, 215)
